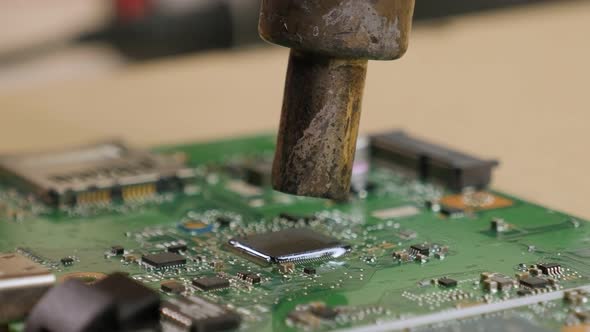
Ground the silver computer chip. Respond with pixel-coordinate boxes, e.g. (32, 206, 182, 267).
(228, 228, 350, 264)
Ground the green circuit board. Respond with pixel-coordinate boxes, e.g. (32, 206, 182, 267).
(2, 134, 590, 332)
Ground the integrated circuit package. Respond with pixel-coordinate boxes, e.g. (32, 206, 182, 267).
(228, 228, 351, 264)
(142, 252, 187, 269)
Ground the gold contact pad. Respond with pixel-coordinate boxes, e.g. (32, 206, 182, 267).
(440, 191, 513, 211)
(76, 190, 111, 206)
(122, 184, 156, 202)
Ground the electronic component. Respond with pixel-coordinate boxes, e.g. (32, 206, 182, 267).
(439, 191, 513, 212)
(192, 277, 230, 291)
(167, 243, 188, 253)
(236, 272, 261, 284)
(538, 263, 562, 275)
(481, 272, 517, 292)
(0, 141, 193, 207)
(111, 246, 124, 256)
(491, 218, 510, 233)
(95, 273, 161, 331)
(528, 267, 542, 276)
(61, 257, 74, 266)
(25, 280, 117, 332)
(59, 272, 107, 285)
(279, 263, 295, 274)
(393, 250, 412, 262)
(228, 228, 350, 264)
(123, 254, 139, 263)
(0, 252, 55, 322)
(415, 254, 428, 263)
(398, 230, 418, 240)
(438, 277, 457, 288)
(215, 216, 232, 227)
(435, 246, 449, 259)
(370, 130, 498, 191)
(439, 205, 464, 218)
(209, 260, 224, 271)
(161, 280, 185, 294)
(492, 275, 516, 292)
(372, 205, 420, 220)
(520, 276, 549, 289)
(410, 244, 430, 256)
(178, 220, 214, 235)
(245, 274, 261, 284)
(483, 279, 498, 292)
(161, 295, 241, 332)
(303, 267, 316, 275)
(142, 252, 186, 268)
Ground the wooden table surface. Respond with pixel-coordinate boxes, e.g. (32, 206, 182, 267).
(0, 1, 589, 217)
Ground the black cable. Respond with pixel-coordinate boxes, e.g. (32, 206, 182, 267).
(78, 1, 233, 61)
(0, 0, 559, 66)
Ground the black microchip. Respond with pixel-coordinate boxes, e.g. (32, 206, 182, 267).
(142, 252, 186, 268)
(303, 267, 316, 275)
(228, 228, 350, 264)
(245, 274, 261, 284)
(161, 280, 185, 294)
(410, 244, 430, 256)
(216, 216, 232, 227)
(192, 277, 230, 291)
(438, 277, 458, 288)
(538, 263, 561, 275)
(167, 244, 187, 253)
(440, 206, 464, 217)
(519, 276, 549, 289)
(111, 245, 124, 255)
(96, 273, 160, 330)
(61, 257, 74, 266)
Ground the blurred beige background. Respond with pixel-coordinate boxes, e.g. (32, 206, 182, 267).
(0, 1, 589, 217)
